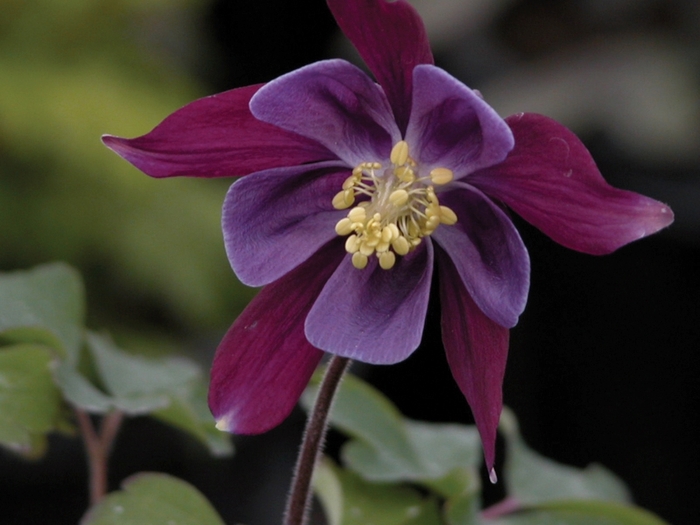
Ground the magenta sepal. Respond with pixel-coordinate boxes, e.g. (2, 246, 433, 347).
(209, 241, 344, 434)
(326, 0, 433, 133)
(102, 84, 334, 179)
(437, 248, 510, 475)
(470, 113, 674, 255)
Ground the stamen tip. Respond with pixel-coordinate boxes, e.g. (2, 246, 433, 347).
(390, 140, 409, 166)
(430, 167, 454, 185)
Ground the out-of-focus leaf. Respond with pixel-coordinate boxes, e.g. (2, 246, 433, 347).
(80, 331, 192, 415)
(80, 472, 225, 525)
(483, 500, 669, 525)
(303, 369, 413, 465)
(54, 361, 115, 414)
(305, 372, 482, 525)
(0, 263, 84, 363)
(84, 332, 231, 454)
(303, 372, 481, 483)
(316, 458, 444, 525)
(424, 468, 480, 525)
(0, 344, 63, 457)
(500, 408, 630, 504)
(314, 457, 345, 525)
(88, 331, 198, 398)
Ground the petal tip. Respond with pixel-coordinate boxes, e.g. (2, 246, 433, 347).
(214, 415, 233, 433)
(101, 134, 135, 163)
(489, 467, 498, 484)
(101, 133, 123, 150)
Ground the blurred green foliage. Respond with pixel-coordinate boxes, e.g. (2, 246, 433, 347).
(0, 0, 255, 338)
(0, 262, 233, 458)
(305, 371, 669, 525)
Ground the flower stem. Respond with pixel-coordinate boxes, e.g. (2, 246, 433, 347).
(75, 408, 124, 506)
(284, 355, 351, 525)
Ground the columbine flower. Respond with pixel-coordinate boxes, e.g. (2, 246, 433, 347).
(103, 0, 673, 477)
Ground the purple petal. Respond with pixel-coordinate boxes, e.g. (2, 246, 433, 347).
(327, 0, 433, 133)
(223, 161, 349, 287)
(431, 184, 530, 328)
(406, 65, 514, 178)
(305, 242, 433, 364)
(102, 84, 334, 178)
(470, 113, 674, 255)
(437, 249, 509, 475)
(250, 60, 400, 166)
(209, 241, 344, 434)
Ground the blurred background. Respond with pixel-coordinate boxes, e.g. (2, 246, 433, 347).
(1, 0, 698, 523)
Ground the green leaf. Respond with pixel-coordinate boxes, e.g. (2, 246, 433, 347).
(86, 331, 198, 415)
(314, 457, 345, 525)
(0, 263, 85, 363)
(303, 370, 414, 465)
(485, 500, 670, 525)
(315, 458, 444, 525)
(53, 333, 193, 416)
(53, 361, 115, 414)
(0, 343, 63, 457)
(82, 332, 232, 455)
(424, 468, 480, 525)
(500, 408, 630, 504)
(304, 372, 481, 485)
(89, 331, 199, 398)
(81, 472, 225, 525)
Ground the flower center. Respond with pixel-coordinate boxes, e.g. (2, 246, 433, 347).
(332, 140, 457, 270)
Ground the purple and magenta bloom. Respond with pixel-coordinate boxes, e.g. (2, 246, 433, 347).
(103, 0, 673, 477)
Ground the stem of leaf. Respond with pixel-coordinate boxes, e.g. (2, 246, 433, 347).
(75, 408, 124, 506)
(284, 355, 351, 525)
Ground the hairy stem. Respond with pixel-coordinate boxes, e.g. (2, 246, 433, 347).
(284, 356, 351, 525)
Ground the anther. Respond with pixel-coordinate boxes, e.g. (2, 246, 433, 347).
(440, 206, 458, 225)
(347, 207, 366, 223)
(430, 167, 454, 185)
(335, 218, 353, 235)
(352, 252, 368, 269)
(392, 236, 410, 255)
(332, 189, 355, 210)
(345, 235, 360, 253)
(389, 189, 409, 207)
(381, 226, 393, 243)
(359, 243, 375, 256)
(390, 141, 409, 166)
(379, 251, 396, 270)
(342, 175, 357, 190)
(395, 166, 415, 183)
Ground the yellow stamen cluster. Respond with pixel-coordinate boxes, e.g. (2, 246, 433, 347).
(332, 140, 458, 270)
